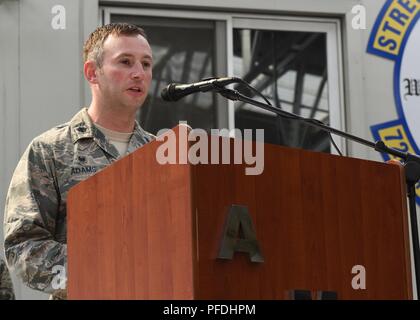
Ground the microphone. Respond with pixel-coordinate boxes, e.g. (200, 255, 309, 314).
(160, 77, 240, 102)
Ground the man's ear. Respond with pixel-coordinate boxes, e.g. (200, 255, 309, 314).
(84, 61, 99, 84)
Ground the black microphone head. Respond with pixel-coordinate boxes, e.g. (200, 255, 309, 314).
(160, 77, 241, 102)
(160, 84, 172, 101)
(161, 83, 181, 102)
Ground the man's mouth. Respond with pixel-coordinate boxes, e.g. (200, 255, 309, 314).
(128, 87, 142, 93)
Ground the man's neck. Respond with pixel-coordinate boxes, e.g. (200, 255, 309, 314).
(87, 103, 136, 133)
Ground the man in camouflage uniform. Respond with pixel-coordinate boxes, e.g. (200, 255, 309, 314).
(3, 23, 154, 299)
(0, 256, 15, 300)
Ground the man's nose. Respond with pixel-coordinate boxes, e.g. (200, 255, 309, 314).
(130, 62, 145, 79)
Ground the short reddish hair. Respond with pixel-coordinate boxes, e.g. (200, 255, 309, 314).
(83, 23, 148, 67)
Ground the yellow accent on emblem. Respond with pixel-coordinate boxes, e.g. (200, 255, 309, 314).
(372, 0, 420, 56)
(378, 124, 415, 156)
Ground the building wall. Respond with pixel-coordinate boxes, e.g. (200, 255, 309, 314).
(361, 0, 397, 161)
(0, 0, 412, 299)
(0, 0, 98, 299)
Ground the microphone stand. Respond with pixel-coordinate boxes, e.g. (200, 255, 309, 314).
(216, 86, 420, 299)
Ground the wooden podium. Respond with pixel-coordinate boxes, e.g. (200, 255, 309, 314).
(67, 126, 413, 299)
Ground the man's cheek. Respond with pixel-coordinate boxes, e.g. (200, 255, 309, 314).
(111, 70, 126, 82)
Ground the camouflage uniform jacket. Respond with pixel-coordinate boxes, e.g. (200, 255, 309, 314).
(0, 257, 15, 300)
(3, 107, 154, 299)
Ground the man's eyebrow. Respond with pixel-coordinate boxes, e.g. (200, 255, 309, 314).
(115, 53, 153, 61)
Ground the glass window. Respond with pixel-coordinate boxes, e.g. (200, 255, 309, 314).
(107, 10, 343, 154)
(233, 29, 331, 153)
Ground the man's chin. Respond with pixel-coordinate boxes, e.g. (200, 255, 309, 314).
(122, 100, 145, 112)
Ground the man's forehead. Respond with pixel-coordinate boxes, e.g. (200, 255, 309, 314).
(103, 34, 152, 57)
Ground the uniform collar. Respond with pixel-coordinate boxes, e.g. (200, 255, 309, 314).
(70, 108, 119, 159)
(70, 107, 95, 143)
(70, 107, 154, 158)
(128, 120, 154, 153)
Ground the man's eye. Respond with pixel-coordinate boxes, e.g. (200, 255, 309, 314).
(143, 62, 151, 68)
(120, 60, 130, 65)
